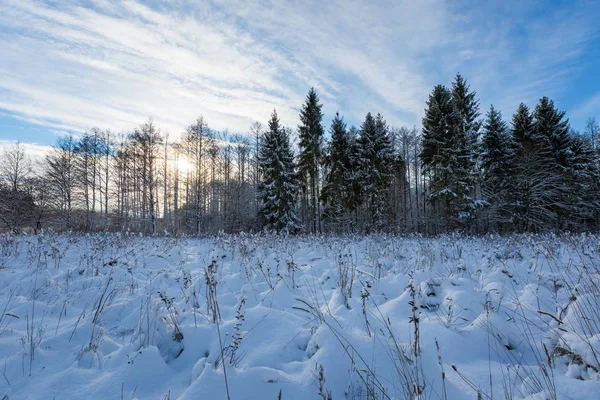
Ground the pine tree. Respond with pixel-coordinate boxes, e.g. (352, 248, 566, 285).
(421, 85, 452, 231)
(480, 105, 514, 230)
(421, 84, 475, 231)
(451, 73, 481, 228)
(511, 103, 536, 147)
(298, 87, 324, 233)
(534, 97, 571, 171)
(451, 73, 481, 149)
(321, 113, 355, 232)
(481, 106, 512, 178)
(356, 112, 393, 231)
(510, 101, 569, 232)
(508, 103, 533, 231)
(533, 97, 573, 229)
(421, 85, 451, 169)
(257, 110, 301, 234)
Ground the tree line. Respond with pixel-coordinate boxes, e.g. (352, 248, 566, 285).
(1, 73, 599, 235)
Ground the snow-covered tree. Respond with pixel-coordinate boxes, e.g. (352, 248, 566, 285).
(533, 97, 573, 228)
(421, 84, 476, 231)
(508, 99, 576, 231)
(451, 73, 481, 228)
(511, 103, 536, 147)
(298, 87, 324, 233)
(481, 106, 512, 181)
(356, 112, 394, 231)
(321, 113, 356, 232)
(451, 73, 481, 155)
(534, 97, 571, 171)
(346, 126, 362, 215)
(480, 105, 514, 230)
(257, 110, 301, 234)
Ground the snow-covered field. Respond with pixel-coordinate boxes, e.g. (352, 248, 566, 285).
(1, 233, 600, 400)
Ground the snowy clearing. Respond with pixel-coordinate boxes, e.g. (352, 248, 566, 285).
(0, 233, 599, 400)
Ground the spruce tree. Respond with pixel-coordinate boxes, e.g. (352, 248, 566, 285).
(509, 103, 535, 231)
(533, 97, 573, 228)
(451, 73, 481, 228)
(298, 87, 324, 233)
(509, 101, 568, 232)
(421, 85, 451, 168)
(321, 113, 354, 232)
(346, 126, 362, 224)
(451, 73, 481, 148)
(257, 110, 301, 233)
(421, 85, 452, 230)
(421, 84, 475, 231)
(534, 97, 571, 171)
(356, 112, 393, 231)
(480, 105, 514, 230)
(481, 106, 511, 175)
(511, 103, 536, 147)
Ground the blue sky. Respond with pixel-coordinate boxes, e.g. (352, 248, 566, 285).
(0, 0, 599, 153)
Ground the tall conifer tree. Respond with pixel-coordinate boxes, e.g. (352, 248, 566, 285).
(480, 105, 514, 230)
(258, 110, 301, 233)
(356, 112, 393, 231)
(298, 88, 324, 233)
(421, 85, 469, 231)
(451, 73, 481, 228)
(321, 113, 355, 232)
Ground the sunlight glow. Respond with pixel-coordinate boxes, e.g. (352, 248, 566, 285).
(177, 158, 191, 173)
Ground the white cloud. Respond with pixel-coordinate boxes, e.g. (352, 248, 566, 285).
(0, 0, 456, 137)
(0, 140, 53, 167)
(0, 0, 597, 145)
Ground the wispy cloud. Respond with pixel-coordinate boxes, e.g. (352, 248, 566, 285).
(572, 93, 600, 120)
(443, 0, 600, 115)
(0, 0, 598, 141)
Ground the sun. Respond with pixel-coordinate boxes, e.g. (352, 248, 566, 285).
(176, 158, 191, 173)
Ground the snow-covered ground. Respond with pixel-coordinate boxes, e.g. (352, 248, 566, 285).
(1, 233, 599, 400)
